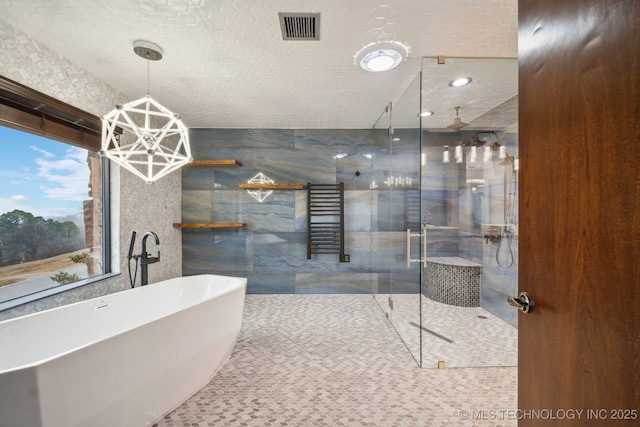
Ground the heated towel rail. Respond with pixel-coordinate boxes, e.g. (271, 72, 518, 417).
(307, 183, 349, 262)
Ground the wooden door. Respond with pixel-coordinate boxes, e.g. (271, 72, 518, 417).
(518, 0, 640, 425)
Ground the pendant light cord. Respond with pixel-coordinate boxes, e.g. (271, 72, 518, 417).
(147, 56, 150, 95)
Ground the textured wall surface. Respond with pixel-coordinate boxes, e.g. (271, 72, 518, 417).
(182, 128, 423, 294)
(0, 19, 182, 320)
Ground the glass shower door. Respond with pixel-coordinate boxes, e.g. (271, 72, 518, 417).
(374, 73, 423, 366)
(374, 58, 519, 369)
(418, 56, 519, 368)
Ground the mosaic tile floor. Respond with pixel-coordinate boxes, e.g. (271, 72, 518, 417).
(376, 294, 518, 368)
(155, 295, 517, 427)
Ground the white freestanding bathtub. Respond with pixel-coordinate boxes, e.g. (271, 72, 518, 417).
(0, 274, 247, 427)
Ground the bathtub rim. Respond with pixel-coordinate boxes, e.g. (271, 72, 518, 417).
(0, 274, 247, 374)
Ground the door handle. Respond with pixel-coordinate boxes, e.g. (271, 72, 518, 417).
(508, 292, 532, 313)
(406, 226, 427, 268)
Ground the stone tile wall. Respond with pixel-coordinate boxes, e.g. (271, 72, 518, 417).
(183, 127, 518, 316)
(182, 128, 427, 294)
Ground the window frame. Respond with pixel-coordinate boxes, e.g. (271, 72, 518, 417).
(0, 76, 114, 311)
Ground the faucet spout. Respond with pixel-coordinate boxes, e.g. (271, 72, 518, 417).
(142, 231, 160, 257)
(140, 231, 160, 286)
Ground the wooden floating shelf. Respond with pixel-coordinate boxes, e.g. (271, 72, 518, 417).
(173, 223, 247, 229)
(189, 159, 242, 167)
(238, 183, 305, 190)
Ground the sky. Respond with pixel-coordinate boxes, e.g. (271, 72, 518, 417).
(0, 125, 90, 220)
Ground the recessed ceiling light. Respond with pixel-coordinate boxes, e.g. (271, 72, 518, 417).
(449, 77, 473, 87)
(355, 42, 409, 72)
(419, 111, 434, 117)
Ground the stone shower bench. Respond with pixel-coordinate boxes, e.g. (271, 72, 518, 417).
(421, 256, 482, 307)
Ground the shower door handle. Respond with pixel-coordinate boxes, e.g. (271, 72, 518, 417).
(508, 292, 532, 313)
(406, 226, 427, 268)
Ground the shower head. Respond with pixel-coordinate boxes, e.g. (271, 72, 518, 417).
(447, 107, 468, 130)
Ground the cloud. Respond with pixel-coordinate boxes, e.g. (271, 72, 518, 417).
(10, 194, 30, 202)
(0, 196, 29, 214)
(30, 145, 55, 158)
(35, 146, 90, 201)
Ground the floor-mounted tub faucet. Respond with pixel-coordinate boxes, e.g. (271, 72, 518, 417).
(140, 231, 160, 286)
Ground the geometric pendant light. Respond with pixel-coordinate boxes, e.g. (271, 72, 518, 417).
(245, 172, 275, 202)
(101, 40, 192, 183)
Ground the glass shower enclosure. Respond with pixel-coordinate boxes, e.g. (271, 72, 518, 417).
(375, 57, 519, 368)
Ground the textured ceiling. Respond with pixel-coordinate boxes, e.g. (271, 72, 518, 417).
(0, 0, 518, 129)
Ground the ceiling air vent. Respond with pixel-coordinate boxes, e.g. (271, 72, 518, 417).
(279, 13, 320, 40)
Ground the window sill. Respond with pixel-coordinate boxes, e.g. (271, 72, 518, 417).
(0, 272, 121, 313)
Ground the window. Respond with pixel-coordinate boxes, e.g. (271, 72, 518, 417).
(0, 76, 111, 309)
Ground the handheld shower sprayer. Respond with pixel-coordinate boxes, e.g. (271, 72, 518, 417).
(127, 231, 137, 261)
(127, 231, 138, 288)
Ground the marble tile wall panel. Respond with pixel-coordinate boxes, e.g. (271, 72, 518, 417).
(421, 195, 449, 226)
(190, 129, 295, 150)
(458, 231, 484, 264)
(295, 273, 378, 294)
(457, 188, 478, 233)
(210, 190, 244, 224)
(182, 230, 252, 276)
(426, 229, 460, 257)
(374, 190, 412, 231)
(336, 150, 376, 190)
(421, 168, 451, 193)
(245, 273, 296, 294)
(213, 160, 256, 190)
(293, 190, 308, 232)
(182, 150, 251, 191)
(182, 190, 212, 222)
(366, 148, 400, 191)
(344, 190, 373, 232)
(391, 128, 421, 148)
(421, 146, 450, 189)
(182, 166, 215, 191)
(252, 232, 313, 273)
(236, 192, 295, 232)
(294, 129, 387, 150)
(214, 168, 259, 190)
(252, 147, 336, 184)
(482, 286, 518, 328)
(388, 148, 420, 190)
(341, 231, 373, 272)
(429, 242, 460, 257)
(368, 231, 408, 273)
